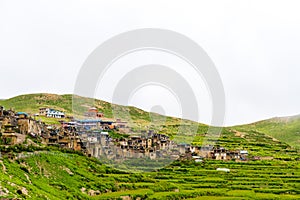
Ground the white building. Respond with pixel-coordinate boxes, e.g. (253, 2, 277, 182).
(46, 108, 65, 118)
(87, 137, 97, 143)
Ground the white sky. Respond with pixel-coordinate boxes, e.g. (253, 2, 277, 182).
(0, 0, 300, 126)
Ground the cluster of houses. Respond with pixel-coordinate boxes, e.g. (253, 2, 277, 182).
(0, 106, 84, 151)
(0, 106, 46, 145)
(84, 129, 249, 162)
(0, 105, 249, 162)
(85, 130, 176, 160)
(61, 118, 128, 132)
(0, 106, 129, 151)
(37, 107, 105, 119)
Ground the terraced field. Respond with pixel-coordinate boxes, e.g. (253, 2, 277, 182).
(235, 116, 300, 149)
(214, 129, 297, 159)
(0, 150, 299, 199)
(108, 160, 300, 200)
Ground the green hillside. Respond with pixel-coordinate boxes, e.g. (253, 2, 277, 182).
(1, 93, 300, 149)
(235, 116, 300, 149)
(0, 146, 299, 200)
(0, 93, 208, 138)
(0, 93, 300, 199)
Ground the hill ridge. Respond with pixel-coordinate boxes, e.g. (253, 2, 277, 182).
(0, 93, 299, 148)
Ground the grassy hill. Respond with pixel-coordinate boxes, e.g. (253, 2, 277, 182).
(1, 93, 299, 148)
(0, 93, 208, 139)
(0, 93, 300, 199)
(234, 116, 300, 149)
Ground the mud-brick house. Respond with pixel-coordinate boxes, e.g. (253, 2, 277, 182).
(178, 144, 188, 155)
(16, 112, 28, 119)
(16, 113, 30, 135)
(119, 139, 128, 147)
(138, 137, 147, 148)
(84, 107, 104, 118)
(2, 119, 18, 133)
(99, 131, 109, 145)
(77, 119, 102, 130)
(160, 140, 168, 150)
(17, 119, 29, 135)
(39, 108, 47, 116)
(113, 118, 129, 133)
(16, 114, 44, 136)
(226, 150, 240, 160)
(146, 138, 152, 148)
(149, 149, 156, 160)
(47, 128, 59, 145)
(211, 147, 227, 160)
(189, 146, 197, 153)
(100, 120, 114, 130)
(152, 133, 166, 144)
(57, 135, 82, 151)
(46, 127, 83, 151)
(70, 136, 83, 151)
(87, 143, 104, 158)
(1, 124, 24, 145)
(1, 113, 18, 128)
(61, 121, 77, 131)
(195, 145, 214, 158)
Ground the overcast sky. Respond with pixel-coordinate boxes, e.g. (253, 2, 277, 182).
(0, 0, 300, 126)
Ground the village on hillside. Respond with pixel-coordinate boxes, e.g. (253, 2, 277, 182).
(0, 106, 250, 162)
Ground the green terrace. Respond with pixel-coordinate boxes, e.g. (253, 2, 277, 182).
(0, 150, 299, 199)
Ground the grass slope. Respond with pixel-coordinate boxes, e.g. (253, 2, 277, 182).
(235, 116, 300, 149)
(0, 148, 299, 199)
(0, 93, 208, 137)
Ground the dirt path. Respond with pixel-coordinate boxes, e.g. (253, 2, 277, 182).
(0, 160, 7, 173)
